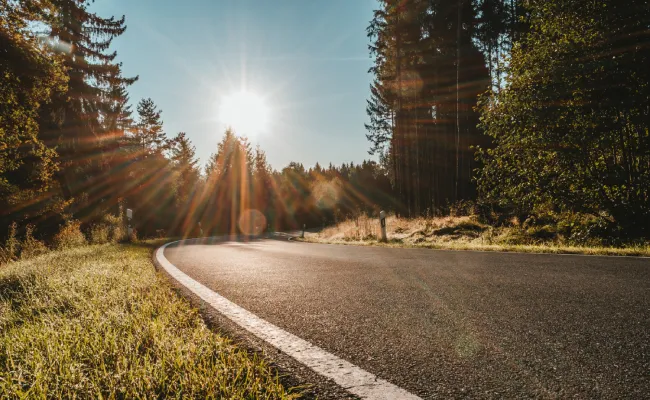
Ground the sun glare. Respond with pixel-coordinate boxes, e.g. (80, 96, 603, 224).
(218, 90, 270, 136)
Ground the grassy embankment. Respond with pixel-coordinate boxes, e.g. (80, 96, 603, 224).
(0, 241, 300, 398)
(303, 215, 650, 257)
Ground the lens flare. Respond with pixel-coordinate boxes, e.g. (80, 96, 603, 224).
(311, 180, 341, 210)
(238, 209, 267, 236)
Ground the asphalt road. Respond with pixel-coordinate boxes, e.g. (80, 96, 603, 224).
(164, 238, 649, 399)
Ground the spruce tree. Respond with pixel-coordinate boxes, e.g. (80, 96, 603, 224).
(39, 0, 137, 217)
(170, 132, 199, 205)
(367, 0, 490, 215)
(135, 98, 166, 155)
(252, 145, 273, 227)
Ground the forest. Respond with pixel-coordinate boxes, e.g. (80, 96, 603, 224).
(367, 0, 650, 238)
(1, 0, 395, 246)
(2, 0, 650, 254)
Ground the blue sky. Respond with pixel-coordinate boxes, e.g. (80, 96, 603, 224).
(91, 0, 378, 170)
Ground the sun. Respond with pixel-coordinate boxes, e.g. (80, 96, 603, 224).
(218, 90, 270, 136)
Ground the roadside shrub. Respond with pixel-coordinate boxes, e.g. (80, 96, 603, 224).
(20, 225, 49, 259)
(496, 227, 532, 245)
(526, 225, 558, 241)
(0, 223, 20, 264)
(90, 224, 110, 244)
(449, 200, 479, 217)
(102, 214, 126, 243)
(433, 220, 486, 238)
(53, 220, 87, 249)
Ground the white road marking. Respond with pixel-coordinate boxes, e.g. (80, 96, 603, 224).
(155, 239, 422, 400)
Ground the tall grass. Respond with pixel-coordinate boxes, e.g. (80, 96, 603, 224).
(0, 242, 299, 398)
(1, 213, 129, 266)
(312, 214, 650, 256)
(0, 223, 20, 264)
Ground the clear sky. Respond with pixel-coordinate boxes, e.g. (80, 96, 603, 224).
(91, 0, 378, 170)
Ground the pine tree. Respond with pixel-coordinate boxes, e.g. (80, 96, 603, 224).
(116, 97, 172, 236)
(201, 129, 253, 234)
(367, 0, 490, 216)
(40, 0, 137, 210)
(105, 85, 134, 137)
(135, 98, 166, 155)
(170, 132, 199, 204)
(365, 78, 395, 156)
(252, 145, 273, 227)
(167, 132, 199, 236)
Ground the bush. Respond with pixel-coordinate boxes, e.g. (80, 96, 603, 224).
(53, 220, 87, 249)
(90, 224, 110, 244)
(102, 214, 126, 243)
(20, 225, 48, 259)
(526, 225, 558, 241)
(449, 200, 479, 217)
(0, 223, 20, 264)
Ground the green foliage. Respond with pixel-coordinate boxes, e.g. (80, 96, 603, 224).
(477, 0, 650, 237)
(0, 0, 67, 233)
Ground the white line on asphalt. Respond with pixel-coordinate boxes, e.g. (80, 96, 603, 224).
(155, 239, 422, 400)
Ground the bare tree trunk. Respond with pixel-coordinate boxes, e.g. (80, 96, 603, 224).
(415, 101, 421, 215)
(455, 0, 462, 202)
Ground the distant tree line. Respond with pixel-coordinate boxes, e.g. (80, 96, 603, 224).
(366, 0, 650, 236)
(194, 130, 394, 237)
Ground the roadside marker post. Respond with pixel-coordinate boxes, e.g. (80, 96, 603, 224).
(301, 224, 305, 238)
(126, 208, 133, 239)
(379, 210, 387, 242)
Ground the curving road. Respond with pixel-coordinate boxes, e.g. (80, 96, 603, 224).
(163, 238, 649, 399)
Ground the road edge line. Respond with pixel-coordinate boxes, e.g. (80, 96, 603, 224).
(154, 239, 422, 400)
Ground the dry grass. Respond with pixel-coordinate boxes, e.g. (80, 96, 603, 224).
(308, 215, 650, 257)
(0, 241, 299, 399)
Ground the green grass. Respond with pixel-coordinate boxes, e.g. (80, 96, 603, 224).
(0, 241, 300, 399)
(305, 215, 650, 257)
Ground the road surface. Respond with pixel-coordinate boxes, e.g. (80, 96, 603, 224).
(163, 238, 649, 399)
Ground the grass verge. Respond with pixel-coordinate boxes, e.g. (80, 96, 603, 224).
(303, 215, 650, 257)
(0, 241, 300, 398)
